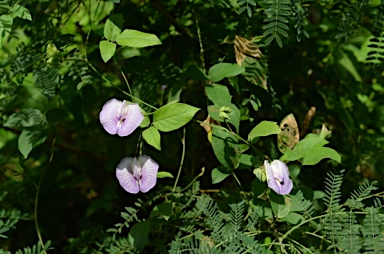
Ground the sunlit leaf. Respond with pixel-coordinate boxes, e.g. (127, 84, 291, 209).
(153, 103, 199, 132)
(116, 29, 162, 48)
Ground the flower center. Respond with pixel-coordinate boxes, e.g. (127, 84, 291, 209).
(275, 176, 284, 185)
(117, 101, 129, 127)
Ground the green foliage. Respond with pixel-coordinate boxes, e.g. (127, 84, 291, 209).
(170, 196, 265, 253)
(237, 0, 256, 18)
(366, 35, 384, 65)
(1, 0, 384, 253)
(153, 103, 200, 132)
(248, 120, 281, 142)
(281, 134, 341, 165)
(263, 0, 290, 47)
(208, 63, 245, 82)
(0, 208, 28, 239)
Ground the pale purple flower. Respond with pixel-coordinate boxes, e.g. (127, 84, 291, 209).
(99, 99, 144, 136)
(116, 155, 159, 194)
(264, 160, 293, 195)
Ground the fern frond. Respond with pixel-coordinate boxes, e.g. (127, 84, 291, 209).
(362, 207, 384, 253)
(106, 237, 137, 254)
(337, 211, 362, 253)
(0, 209, 29, 238)
(169, 238, 201, 254)
(322, 169, 346, 251)
(335, 0, 369, 42)
(365, 35, 384, 65)
(345, 181, 378, 210)
(289, 190, 315, 218)
(14, 240, 52, 254)
(245, 208, 259, 231)
(229, 201, 245, 233)
(323, 169, 345, 212)
(237, 0, 256, 18)
(106, 206, 140, 240)
(291, 0, 309, 42)
(263, 0, 290, 47)
(196, 196, 224, 242)
(33, 64, 59, 99)
(373, 197, 383, 208)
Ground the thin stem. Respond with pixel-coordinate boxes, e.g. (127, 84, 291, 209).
(232, 172, 245, 196)
(286, 237, 314, 254)
(84, 60, 158, 111)
(193, 9, 205, 72)
(172, 127, 186, 194)
(179, 167, 205, 192)
(113, 58, 133, 98)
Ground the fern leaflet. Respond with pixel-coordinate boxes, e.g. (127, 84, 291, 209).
(263, 0, 290, 47)
(362, 207, 384, 253)
(366, 35, 384, 65)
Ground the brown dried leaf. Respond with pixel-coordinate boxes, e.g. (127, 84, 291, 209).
(234, 35, 262, 66)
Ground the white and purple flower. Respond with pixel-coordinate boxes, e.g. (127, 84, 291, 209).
(116, 155, 159, 194)
(99, 99, 144, 137)
(264, 160, 293, 195)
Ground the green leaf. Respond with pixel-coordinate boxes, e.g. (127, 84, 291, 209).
(279, 212, 304, 224)
(205, 84, 232, 106)
(280, 135, 341, 165)
(208, 63, 245, 82)
(280, 148, 302, 162)
(0, 226, 10, 238)
(104, 13, 123, 41)
(142, 126, 161, 150)
(207, 103, 241, 132)
(4, 108, 44, 128)
(0, 3, 9, 13)
(302, 147, 341, 165)
(128, 221, 149, 251)
(0, 15, 13, 46)
(212, 167, 231, 184)
(116, 29, 162, 48)
(157, 171, 173, 178)
(211, 127, 248, 168)
(18, 129, 47, 159)
(10, 5, 32, 21)
(288, 135, 328, 156)
(270, 195, 291, 218)
(45, 108, 68, 123)
(153, 103, 199, 132)
(150, 202, 173, 220)
(248, 121, 281, 142)
(33, 64, 59, 98)
(238, 154, 263, 169)
(99, 40, 116, 63)
(140, 114, 150, 128)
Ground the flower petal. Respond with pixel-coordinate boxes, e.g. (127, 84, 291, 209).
(278, 175, 293, 195)
(137, 155, 158, 193)
(265, 160, 293, 195)
(116, 157, 140, 194)
(117, 103, 144, 137)
(99, 99, 123, 135)
(265, 160, 279, 193)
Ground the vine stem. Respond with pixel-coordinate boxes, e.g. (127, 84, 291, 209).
(193, 8, 205, 72)
(113, 58, 133, 99)
(179, 167, 205, 192)
(65, 57, 158, 111)
(172, 127, 186, 194)
(80, 0, 157, 111)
